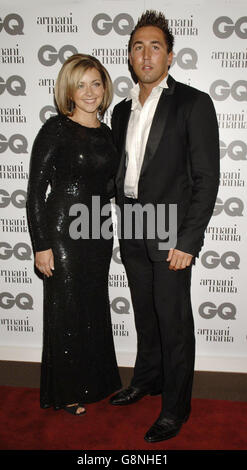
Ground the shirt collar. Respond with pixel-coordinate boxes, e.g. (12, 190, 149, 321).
(126, 74, 169, 109)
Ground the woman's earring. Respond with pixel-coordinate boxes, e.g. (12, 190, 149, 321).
(98, 103, 103, 117)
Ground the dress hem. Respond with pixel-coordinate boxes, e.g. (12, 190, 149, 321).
(40, 382, 122, 410)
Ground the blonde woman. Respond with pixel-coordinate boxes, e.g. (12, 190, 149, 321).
(27, 54, 121, 416)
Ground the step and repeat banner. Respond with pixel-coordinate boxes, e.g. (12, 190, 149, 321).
(0, 0, 246, 371)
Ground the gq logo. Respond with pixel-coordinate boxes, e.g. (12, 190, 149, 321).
(199, 302, 236, 320)
(0, 76, 26, 96)
(92, 13, 134, 35)
(201, 251, 240, 269)
(171, 48, 198, 69)
(0, 242, 32, 260)
(38, 45, 78, 66)
(111, 297, 130, 314)
(213, 197, 244, 216)
(112, 246, 122, 264)
(0, 13, 24, 35)
(220, 140, 247, 161)
(0, 134, 28, 154)
(0, 189, 27, 208)
(114, 77, 133, 98)
(210, 80, 247, 101)
(0, 292, 33, 310)
(213, 16, 247, 38)
(40, 106, 57, 123)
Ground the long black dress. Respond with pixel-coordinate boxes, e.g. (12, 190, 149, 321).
(27, 114, 122, 409)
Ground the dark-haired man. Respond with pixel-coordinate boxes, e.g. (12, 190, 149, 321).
(110, 11, 219, 442)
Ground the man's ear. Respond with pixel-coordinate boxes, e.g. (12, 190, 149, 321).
(168, 51, 173, 67)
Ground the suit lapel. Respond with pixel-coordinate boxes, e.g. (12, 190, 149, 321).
(115, 75, 176, 190)
(140, 75, 176, 176)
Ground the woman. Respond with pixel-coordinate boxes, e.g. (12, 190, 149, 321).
(26, 54, 122, 415)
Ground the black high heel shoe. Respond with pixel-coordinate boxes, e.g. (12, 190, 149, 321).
(63, 403, 86, 416)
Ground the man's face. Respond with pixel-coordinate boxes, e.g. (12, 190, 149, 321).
(129, 26, 173, 87)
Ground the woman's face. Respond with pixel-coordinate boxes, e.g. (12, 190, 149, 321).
(72, 67, 105, 116)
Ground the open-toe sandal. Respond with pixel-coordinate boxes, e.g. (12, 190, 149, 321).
(63, 404, 86, 416)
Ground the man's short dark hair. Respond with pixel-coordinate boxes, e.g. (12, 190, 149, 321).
(128, 10, 174, 54)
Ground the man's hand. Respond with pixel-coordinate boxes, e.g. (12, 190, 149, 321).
(35, 249, 54, 277)
(166, 248, 193, 271)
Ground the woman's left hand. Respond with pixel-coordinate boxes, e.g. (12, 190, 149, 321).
(35, 248, 54, 277)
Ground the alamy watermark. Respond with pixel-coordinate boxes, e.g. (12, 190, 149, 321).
(69, 196, 177, 251)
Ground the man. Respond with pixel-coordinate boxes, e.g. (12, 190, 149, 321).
(110, 10, 219, 442)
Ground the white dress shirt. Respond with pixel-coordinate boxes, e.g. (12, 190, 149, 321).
(124, 75, 169, 199)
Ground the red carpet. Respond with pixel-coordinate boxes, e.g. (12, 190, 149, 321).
(0, 386, 246, 451)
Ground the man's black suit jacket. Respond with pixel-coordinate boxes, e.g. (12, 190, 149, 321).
(111, 75, 220, 260)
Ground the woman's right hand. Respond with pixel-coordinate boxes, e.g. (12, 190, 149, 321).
(35, 249, 54, 277)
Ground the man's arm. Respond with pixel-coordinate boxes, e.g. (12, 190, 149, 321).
(174, 92, 220, 261)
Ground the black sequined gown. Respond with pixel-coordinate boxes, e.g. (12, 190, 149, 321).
(27, 114, 122, 409)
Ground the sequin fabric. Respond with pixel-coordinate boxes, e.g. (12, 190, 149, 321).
(26, 114, 122, 409)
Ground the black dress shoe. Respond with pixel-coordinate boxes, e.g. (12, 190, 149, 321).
(149, 389, 162, 396)
(109, 386, 148, 405)
(144, 416, 185, 443)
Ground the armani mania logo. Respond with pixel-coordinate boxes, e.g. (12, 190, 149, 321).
(167, 15, 198, 36)
(0, 105, 27, 123)
(0, 316, 34, 333)
(217, 110, 247, 129)
(113, 321, 129, 337)
(0, 216, 28, 233)
(205, 224, 241, 242)
(197, 327, 234, 343)
(38, 78, 55, 95)
(211, 49, 247, 68)
(36, 12, 78, 33)
(200, 276, 237, 294)
(109, 271, 128, 288)
(92, 46, 128, 65)
(0, 44, 24, 64)
(219, 169, 245, 187)
(0, 267, 32, 284)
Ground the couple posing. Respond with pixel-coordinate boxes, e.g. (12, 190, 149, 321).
(27, 10, 219, 443)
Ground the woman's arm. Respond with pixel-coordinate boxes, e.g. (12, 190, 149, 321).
(26, 117, 58, 274)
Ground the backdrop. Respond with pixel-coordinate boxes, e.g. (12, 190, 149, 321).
(0, 0, 246, 373)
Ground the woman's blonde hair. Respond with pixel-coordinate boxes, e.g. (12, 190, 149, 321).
(54, 54, 113, 119)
